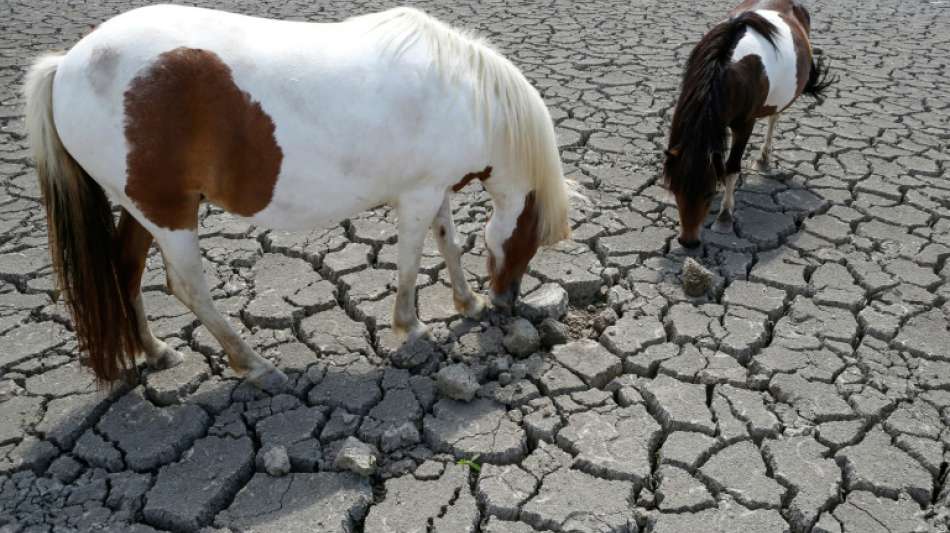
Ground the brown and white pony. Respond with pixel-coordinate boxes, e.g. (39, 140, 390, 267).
(24, 5, 574, 389)
(664, 0, 834, 247)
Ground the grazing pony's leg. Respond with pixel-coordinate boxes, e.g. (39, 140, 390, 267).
(155, 230, 287, 390)
(714, 119, 755, 233)
(431, 194, 486, 319)
(116, 209, 184, 370)
(392, 189, 444, 340)
(757, 113, 780, 170)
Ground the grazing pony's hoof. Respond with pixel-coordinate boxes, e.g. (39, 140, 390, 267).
(455, 292, 488, 320)
(405, 322, 432, 343)
(393, 317, 431, 343)
(146, 343, 185, 370)
(247, 365, 289, 393)
(712, 211, 735, 234)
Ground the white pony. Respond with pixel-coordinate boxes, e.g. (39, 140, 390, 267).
(24, 5, 572, 389)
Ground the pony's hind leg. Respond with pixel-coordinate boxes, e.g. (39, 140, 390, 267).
(432, 194, 486, 319)
(155, 229, 287, 391)
(392, 189, 445, 341)
(757, 113, 780, 171)
(116, 209, 183, 370)
(714, 119, 755, 233)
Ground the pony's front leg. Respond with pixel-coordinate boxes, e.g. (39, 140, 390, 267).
(392, 190, 444, 341)
(155, 230, 288, 391)
(432, 194, 487, 319)
(714, 119, 755, 234)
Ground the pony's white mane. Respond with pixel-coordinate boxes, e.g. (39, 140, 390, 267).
(364, 7, 573, 246)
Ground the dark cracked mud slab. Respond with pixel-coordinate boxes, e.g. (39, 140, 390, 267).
(1, 1, 949, 532)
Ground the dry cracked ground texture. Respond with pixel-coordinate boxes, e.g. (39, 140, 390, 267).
(0, 0, 948, 532)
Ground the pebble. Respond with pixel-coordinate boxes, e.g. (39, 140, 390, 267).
(516, 283, 569, 321)
(538, 318, 570, 347)
(503, 318, 541, 357)
(436, 363, 480, 401)
(334, 437, 378, 477)
(682, 257, 713, 297)
(260, 445, 291, 477)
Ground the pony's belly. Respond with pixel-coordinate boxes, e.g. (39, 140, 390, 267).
(246, 173, 387, 231)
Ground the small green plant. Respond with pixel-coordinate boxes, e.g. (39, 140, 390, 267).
(457, 454, 481, 472)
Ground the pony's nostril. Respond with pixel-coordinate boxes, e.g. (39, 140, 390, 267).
(678, 237, 701, 249)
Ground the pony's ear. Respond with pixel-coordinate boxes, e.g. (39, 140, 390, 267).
(664, 147, 680, 159)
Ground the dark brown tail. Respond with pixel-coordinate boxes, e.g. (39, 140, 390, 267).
(24, 54, 143, 382)
(804, 54, 836, 99)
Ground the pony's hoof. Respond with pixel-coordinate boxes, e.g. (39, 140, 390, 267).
(457, 293, 488, 319)
(147, 344, 185, 370)
(406, 322, 432, 343)
(711, 219, 734, 234)
(711, 212, 734, 234)
(247, 365, 289, 393)
(711, 220, 733, 234)
(758, 160, 785, 178)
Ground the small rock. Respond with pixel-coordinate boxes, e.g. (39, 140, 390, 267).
(498, 372, 513, 386)
(47, 455, 83, 483)
(379, 422, 421, 453)
(503, 318, 541, 357)
(491, 356, 512, 375)
(260, 445, 291, 477)
(637, 488, 656, 508)
(0, 380, 22, 402)
(538, 318, 570, 347)
(682, 257, 713, 297)
(390, 335, 438, 369)
(517, 283, 569, 321)
(321, 408, 361, 442)
(602, 267, 621, 285)
(436, 364, 480, 402)
(592, 308, 618, 333)
(334, 437, 378, 476)
(510, 363, 528, 381)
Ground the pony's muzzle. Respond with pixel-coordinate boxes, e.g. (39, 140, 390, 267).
(491, 278, 521, 310)
(678, 236, 702, 249)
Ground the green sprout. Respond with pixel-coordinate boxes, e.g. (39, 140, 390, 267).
(457, 454, 482, 472)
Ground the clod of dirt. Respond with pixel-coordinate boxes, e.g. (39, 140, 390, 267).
(682, 257, 713, 297)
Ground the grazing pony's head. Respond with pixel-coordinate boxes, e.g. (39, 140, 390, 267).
(664, 12, 776, 247)
(383, 6, 575, 307)
(483, 113, 573, 308)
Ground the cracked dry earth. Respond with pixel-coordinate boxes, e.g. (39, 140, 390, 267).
(0, 0, 949, 532)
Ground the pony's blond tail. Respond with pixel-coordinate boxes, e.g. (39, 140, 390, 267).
(25, 53, 143, 382)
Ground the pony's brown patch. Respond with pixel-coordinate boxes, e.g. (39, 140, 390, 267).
(124, 47, 283, 230)
(488, 191, 539, 296)
(452, 166, 492, 193)
(724, 55, 773, 120)
(730, 0, 796, 16)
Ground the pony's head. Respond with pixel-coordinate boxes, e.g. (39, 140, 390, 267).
(481, 163, 574, 309)
(484, 191, 541, 309)
(663, 143, 720, 248)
